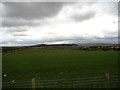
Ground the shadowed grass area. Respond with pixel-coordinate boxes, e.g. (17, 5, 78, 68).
(2, 48, 118, 82)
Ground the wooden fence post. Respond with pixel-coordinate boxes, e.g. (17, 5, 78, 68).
(105, 73, 110, 88)
(32, 78, 36, 90)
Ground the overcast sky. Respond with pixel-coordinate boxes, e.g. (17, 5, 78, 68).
(1, 1, 118, 46)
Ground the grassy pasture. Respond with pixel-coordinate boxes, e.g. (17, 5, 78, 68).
(2, 48, 118, 82)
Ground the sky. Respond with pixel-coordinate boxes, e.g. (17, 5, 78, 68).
(0, 1, 119, 46)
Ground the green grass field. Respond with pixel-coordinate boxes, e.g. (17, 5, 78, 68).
(2, 48, 118, 82)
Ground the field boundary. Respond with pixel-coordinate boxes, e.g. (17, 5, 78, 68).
(2, 74, 119, 89)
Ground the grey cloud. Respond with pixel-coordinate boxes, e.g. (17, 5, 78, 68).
(12, 29, 27, 32)
(26, 34, 118, 45)
(2, 2, 96, 27)
(100, 2, 118, 16)
(71, 10, 96, 22)
(3, 2, 65, 20)
(118, 2, 120, 17)
(4, 28, 27, 33)
(2, 2, 69, 27)
(1, 2, 118, 46)
(64, 37, 118, 44)
(2, 36, 118, 46)
(12, 33, 27, 36)
(104, 31, 118, 38)
(2, 18, 40, 27)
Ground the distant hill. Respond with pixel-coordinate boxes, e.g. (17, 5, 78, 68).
(30, 44, 78, 47)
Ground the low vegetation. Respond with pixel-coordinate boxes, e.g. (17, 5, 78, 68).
(2, 46, 118, 82)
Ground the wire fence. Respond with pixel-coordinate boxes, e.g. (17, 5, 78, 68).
(2, 75, 119, 89)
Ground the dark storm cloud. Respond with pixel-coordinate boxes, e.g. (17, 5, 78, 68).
(71, 10, 96, 22)
(3, 2, 65, 20)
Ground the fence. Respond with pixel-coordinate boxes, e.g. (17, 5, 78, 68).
(2, 74, 119, 89)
